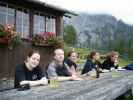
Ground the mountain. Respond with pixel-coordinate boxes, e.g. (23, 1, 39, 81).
(64, 13, 133, 50)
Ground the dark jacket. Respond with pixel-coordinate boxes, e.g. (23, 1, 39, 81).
(81, 59, 95, 74)
(81, 59, 102, 74)
(65, 59, 77, 70)
(102, 59, 118, 70)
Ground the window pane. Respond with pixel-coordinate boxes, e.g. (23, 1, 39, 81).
(23, 12, 29, 38)
(39, 16, 45, 29)
(7, 7, 15, 24)
(46, 17, 56, 33)
(0, 6, 7, 25)
(0, 5, 15, 25)
(16, 26, 22, 33)
(0, 6, 7, 12)
(8, 7, 14, 15)
(16, 10, 29, 38)
(23, 27, 29, 37)
(23, 13, 29, 26)
(51, 18, 56, 33)
(7, 15, 14, 25)
(16, 11, 22, 34)
(16, 13, 22, 26)
(34, 29, 38, 35)
(0, 13, 6, 25)
(33, 14, 45, 34)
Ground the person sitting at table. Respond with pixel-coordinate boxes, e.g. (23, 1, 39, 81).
(14, 49, 48, 88)
(102, 51, 119, 70)
(47, 48, 82, 81)
(65, 51, 79, 75)
(81, 51, 102, 75)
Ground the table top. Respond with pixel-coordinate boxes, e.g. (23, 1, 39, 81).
(1, 70, 133, 100)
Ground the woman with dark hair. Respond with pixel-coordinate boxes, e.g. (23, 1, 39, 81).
(102, 51, 119, 70)
(81, 51, 102, 75)
(14, 49, 48, 88)
(65, 51, 78, 74)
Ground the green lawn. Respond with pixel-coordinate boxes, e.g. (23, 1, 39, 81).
(119, 58, 129, 67)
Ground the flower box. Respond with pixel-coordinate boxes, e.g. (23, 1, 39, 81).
(33, 42, 54, 47)
(31, 32, 64, 48)
(0, 37, 12, 45)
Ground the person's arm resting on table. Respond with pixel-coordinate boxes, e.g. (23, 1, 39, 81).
(20, 77, 48, 86)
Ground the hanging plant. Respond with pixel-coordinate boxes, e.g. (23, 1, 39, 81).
(0, 24, 21, 49)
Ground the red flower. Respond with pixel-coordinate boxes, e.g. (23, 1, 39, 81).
(39, 32, 56, 40)
(4, 24, 14, 33)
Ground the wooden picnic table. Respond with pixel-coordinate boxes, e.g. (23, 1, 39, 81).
(0, 70, 133, 100)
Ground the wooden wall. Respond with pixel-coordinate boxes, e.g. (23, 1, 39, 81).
(0, 41, 55, 79)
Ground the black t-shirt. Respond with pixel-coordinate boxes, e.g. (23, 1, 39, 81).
(14, 63, 44, 88)
(65, 59, 77, 70)
(56, 63, 72, 76)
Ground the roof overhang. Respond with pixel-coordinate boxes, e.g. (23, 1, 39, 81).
(0, 0, 77, 17)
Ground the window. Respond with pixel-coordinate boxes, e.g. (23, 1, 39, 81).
(46, 17, 56, 33)
(0, 3, 29, 38)
(0, 2, 57, 38)
(33, 14, 45, 34)
(0, 5, 7, 25)
(7, 7, 15, 24)
(0, 4, 15, 25)
(16, 9, 29, 38)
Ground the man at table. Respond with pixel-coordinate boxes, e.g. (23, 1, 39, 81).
(47, 48, 81, 81)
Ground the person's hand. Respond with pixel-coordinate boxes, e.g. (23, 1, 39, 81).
(114, 59, 118, 66)
(74, 77, 83, 81)
(102, 69, 110, 73)
(82, 73, 90, 77)
(20, 81, 29, 85)
(70, 75, 83, 81)
(40, 77, 48, 85)
(110, 67, 115, 71)
(99, 68, 103, 73)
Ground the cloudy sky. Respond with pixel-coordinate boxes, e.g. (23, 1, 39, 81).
(40, 0, 133, 25)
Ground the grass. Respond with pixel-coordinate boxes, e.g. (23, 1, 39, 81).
(119, 58, 129, 67)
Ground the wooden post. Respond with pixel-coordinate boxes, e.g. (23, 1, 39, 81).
(29, 10, 34, 37)
(56, 16, 63, 36)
